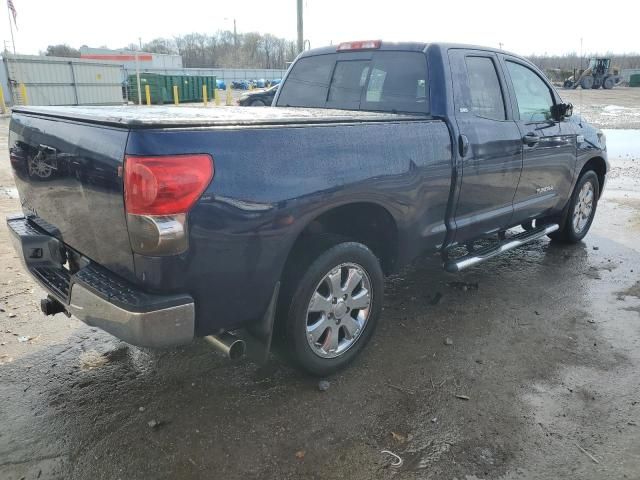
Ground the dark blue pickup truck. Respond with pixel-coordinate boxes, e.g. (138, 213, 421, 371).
(7, 42, 607, 375)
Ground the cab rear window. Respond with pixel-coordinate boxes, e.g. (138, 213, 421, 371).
(276, 51, 429, 114)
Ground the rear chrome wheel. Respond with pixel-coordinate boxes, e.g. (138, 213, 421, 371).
(305, 263, 372, 359)
(279, 240, 384, 376)
(28, 156, 54, 179)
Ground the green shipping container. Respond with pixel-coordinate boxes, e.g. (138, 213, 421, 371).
(128, 73, 217, 104)
(630, 74, 640, 87)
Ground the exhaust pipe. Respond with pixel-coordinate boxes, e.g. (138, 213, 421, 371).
(41, 295, 67, 316)
(204, 332, 246, 360)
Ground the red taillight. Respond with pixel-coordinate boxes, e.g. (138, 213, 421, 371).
(124, 154, 213, 215)
(336, 40, 381, 51)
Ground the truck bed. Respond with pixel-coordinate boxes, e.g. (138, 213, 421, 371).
(12, 105, 427, 129)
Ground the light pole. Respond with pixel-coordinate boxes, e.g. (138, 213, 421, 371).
(134, 38, 142, 105)
(224, 18, 238, 47)
(297, 0, 303, 54)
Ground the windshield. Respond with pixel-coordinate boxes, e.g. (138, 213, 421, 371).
(276, 51, 429, 114)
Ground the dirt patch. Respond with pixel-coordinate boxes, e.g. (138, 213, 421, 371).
(560, 87, 640, 129)
(619, 281, 640, 299)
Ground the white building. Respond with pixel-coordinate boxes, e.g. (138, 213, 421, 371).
(79, 46, 183, 70)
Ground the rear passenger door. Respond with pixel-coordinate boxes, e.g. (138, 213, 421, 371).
(448, 50, 523, 242)
(501, 57, 577, 223)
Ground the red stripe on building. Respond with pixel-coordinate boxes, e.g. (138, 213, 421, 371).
(81, 54, 154, 62)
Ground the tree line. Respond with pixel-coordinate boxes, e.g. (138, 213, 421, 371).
(42, 39, 640, 76)
(44, 30, 298, 69)
(528, 52, 640, 71)
(526, 52, 640, 83)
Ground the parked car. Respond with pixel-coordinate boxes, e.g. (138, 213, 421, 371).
(7, 41, 607, 376)
(231, 80, 249, 90)
(238, 84, 279, 106)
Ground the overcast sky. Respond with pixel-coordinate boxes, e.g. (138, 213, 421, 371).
(4, 0, 639, 57)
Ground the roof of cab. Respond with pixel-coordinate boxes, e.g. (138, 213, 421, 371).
(298, 41, 525, 62)
(298, 41, 429, 57)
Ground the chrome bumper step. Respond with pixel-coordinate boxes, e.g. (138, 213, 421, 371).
(444, 224, 560, 273)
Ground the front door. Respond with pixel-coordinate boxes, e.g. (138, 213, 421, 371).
(501, 57, 577, 224)
(448, 50, 523, 243)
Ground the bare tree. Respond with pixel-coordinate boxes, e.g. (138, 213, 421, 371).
(171, 31, 296, 68)
(43, 31, 297, 68)
(43, 44, 80, 57)
(527, 52, 640, 73)
(143, 38, 178, 55)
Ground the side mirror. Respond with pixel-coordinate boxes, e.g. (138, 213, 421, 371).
(551, 103, 573, 121)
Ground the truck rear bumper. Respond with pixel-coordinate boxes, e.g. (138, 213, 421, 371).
(7, 214, 195, 348)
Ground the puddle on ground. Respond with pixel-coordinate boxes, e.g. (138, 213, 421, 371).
(602, 129, 640, 159)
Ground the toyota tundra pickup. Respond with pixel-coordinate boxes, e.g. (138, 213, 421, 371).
(7, 42, 607, 375)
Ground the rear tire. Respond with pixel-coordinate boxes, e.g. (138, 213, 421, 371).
(278, 239, 384, 376)
(603, 76, 615, 89)
(549, 171, 599, 243)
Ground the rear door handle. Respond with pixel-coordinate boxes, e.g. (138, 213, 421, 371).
(458, 134, 470, 157)
(522, 132, 540, 146)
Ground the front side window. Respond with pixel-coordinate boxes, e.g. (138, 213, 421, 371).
(464, 56, 506, 121)
(506, 61, 554, 122)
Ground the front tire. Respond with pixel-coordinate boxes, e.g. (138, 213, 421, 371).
(549, 171, 599, 243)
(580, 76, 594, 89)
(280, 241, 384, 376)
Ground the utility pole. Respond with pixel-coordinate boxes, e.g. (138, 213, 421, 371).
(233, 18, 237, 48)
(224, 17, 238, 47)
(296, 0, 303, 54)
(134, 38, 142, 105)
(6, 1, 16, 54)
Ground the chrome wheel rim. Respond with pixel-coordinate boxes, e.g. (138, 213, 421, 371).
(573, 181, 595, 234)
(305, 262, 372, 359)
(28, 157, 53, 178)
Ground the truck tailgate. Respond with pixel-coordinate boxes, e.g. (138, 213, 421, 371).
(9, 112, 134, 280)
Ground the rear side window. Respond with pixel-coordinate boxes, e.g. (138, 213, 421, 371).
(277, 51, 428, 114)
(464, 56, 506, 121)
(361, 52, 428, 113)
(276, 54, 335, 108)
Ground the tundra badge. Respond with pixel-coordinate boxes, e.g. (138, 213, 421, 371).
(536, 185, 554, 194)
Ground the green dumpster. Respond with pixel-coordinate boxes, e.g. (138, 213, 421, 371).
(630, 74, 640, 87)
(128, 73, 217, 104)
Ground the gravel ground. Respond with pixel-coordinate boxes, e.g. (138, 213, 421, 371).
(0, 94, 639, 480)
(560, 87, 640, 129)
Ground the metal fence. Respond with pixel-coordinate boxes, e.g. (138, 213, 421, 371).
(621, 68, 640, 83)
(124, 67, 288, 85)
(2, 54, 124, 106)
(0, 55, 289, 107)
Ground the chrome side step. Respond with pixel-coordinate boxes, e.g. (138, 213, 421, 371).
(444, 224, 559, 273)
